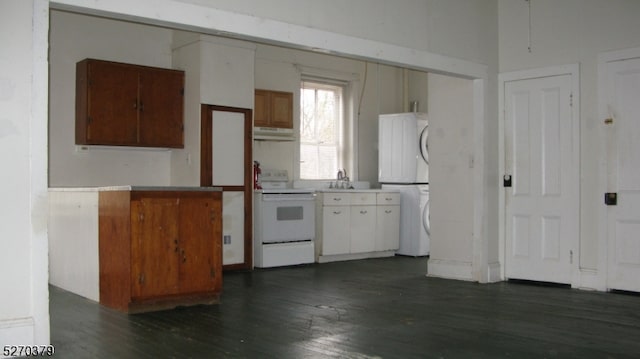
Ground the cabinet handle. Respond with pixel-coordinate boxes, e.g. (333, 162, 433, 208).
(360, 210, 367, 214)
(139, 273, 145, 284)
(133, 100, 137, 109)
(333, 197, 342, 201)
(385, 197, 393, 201)
(333, 211, 342, 215)
(385, 210, 392, 214)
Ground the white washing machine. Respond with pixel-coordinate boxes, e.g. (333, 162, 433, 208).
(381, 184, 430, 256)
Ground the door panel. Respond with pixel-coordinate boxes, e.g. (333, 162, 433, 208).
(130, 198, 180, 299)
(201, 105, 253, 271)
(605, 57, 640, 292)
(178, 197, 222, 294)
(138, 68, 184, 147)
(87, 61, 138, 144)
(505, 73, 577, 284)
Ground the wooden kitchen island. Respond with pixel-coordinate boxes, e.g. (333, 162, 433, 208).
(49, 186, 223, 313)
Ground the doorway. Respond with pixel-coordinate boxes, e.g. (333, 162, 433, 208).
(201, 105, 253, 271)
(600, 48, 640, 292)
(500, 65, 580, 285)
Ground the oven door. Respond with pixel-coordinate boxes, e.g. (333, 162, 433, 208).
(259, 193, 316, 243)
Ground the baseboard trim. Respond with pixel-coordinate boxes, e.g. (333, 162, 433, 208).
(575, 268, 607, 291)
(487, 261, 502, 283)
(427, 258, 474, 281)
(0, 317, 35, 348)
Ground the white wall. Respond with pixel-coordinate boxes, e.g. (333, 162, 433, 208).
(427, 73, 476, 280)
(49, 11, 174, 187)
(498, 0, 640, 282)
(178, 0, 498, 67)
(0, 0, 49, 348)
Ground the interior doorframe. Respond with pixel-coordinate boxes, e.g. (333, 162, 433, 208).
(201, 104, 253, 271)
(498, 64, 581, 285)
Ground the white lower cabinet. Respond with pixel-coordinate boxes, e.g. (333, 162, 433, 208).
(316, 191, 400, 263)
(376, 192, 401, 251)
(321, 205, 350, 255)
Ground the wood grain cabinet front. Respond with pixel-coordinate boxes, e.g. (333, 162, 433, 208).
(254, 89, 293, 129)
(99, 190, 222, 313)
(76, 59, 184, 148)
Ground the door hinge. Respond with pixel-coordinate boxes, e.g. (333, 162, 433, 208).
(569, 92, 573, 107)
(570, 250, 573, 264)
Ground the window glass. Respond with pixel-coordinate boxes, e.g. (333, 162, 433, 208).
(300, 81, 344, 179)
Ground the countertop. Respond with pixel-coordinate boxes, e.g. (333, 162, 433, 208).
(315, 188, 399, 193)
(49, 186, 223, 192)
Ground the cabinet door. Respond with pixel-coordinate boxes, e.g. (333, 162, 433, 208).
(82, 60, 139, 145)
(177, 196, 222, 294)
(254, 90, 270, 127)
(322, 206, 350, 255)
(270, 91, 293, 128)
(138, 68, 184, 148)
(130, 198, 181, 299)
(350, 205, 376, 253)
(376, 205, 400, 251)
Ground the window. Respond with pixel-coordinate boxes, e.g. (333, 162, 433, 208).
(300, 80, 346, 180)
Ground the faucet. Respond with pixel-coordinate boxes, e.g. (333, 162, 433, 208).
(335, 169, 350, 189)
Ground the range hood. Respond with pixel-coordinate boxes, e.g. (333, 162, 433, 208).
(253, 126, 295, 141)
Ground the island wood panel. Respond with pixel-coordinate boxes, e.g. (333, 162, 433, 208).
(99, 190, 222, 313)
(98, 191, 133, 312)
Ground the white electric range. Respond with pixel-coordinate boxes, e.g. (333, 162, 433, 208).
(253, 170, 316, 268)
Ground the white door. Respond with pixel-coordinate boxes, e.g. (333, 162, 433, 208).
(604, 57, 640, 292)
(504, 73, 578, 284)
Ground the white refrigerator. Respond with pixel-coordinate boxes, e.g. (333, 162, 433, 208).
(378, 112, 430, 256)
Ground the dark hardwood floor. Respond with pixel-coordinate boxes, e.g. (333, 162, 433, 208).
(50, 256, 640, 358)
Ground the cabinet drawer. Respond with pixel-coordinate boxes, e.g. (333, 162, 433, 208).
(376, 192, 400, 205)
(351, 192, 376, 205)
(322, 192, 351, 206)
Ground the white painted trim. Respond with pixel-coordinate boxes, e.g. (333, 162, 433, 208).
(0, 318, 35, 350)
(427, 259, 474, 281)
(50, 0, 487, 79)
(575, 269, 606, 292)
(471, 78, 488, 283)
(498, 64, 581, 286)
(596, 46, 640, 292)
(487, 262, 501, 283)
(32, 0, 51, 345)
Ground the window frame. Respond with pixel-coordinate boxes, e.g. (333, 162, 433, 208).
(295, 69, 359, 183)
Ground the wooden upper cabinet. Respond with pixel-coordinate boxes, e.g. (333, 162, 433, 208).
(76, 59, 185, 148)
(254, 89, 293, 129)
